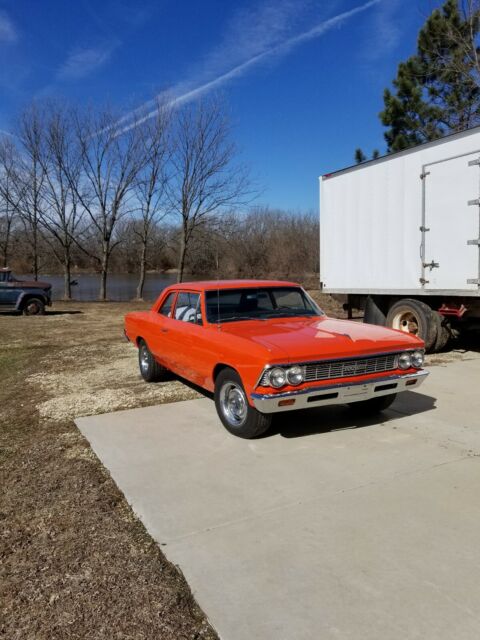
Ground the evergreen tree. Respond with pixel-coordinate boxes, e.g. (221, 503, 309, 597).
(354, 148, 366, 164)
(381, 0, 480, 152)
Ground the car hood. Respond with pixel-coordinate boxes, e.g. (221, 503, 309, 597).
(220, 316, 422, 362)
(13, 279, 51, 289)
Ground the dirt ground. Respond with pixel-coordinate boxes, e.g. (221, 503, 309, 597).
(0, 293, 476, 639)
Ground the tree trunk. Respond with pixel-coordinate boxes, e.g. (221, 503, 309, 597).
(177, 232, 187, 283)
(136, 239, 147, 299)
(99, 247, 108, 300)
(33, 225, 39, 281)
(63, 253, 72, 300)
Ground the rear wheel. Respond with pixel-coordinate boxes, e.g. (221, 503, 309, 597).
(386, 298, 437, 352)
(349, 393, 397, 415)
(214, 368, 272, 439)
(22, 297, 45, 316)
(138, 340, 169, 382)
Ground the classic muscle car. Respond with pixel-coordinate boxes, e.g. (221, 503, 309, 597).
(124, 280, 428, 438)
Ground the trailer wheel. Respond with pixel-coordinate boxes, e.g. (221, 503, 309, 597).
(386, 299, 437, 352)
(433, 312, 450, 352)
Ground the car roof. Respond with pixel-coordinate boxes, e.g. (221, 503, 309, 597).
(165, 279, 301, 292)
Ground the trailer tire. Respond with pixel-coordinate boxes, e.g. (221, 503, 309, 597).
(386, 298, 437, 352)
(433, 312, 450, 352)
(363, 296, 386, 326)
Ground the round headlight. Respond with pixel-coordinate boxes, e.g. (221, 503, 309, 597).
(398, 352, 412, 370)
(411, 350, 424, 368)
(269, 367, 287, 388)
(287, 365, 304, 386)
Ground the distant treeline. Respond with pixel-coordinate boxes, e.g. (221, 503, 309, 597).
(0, 97, 318, 299)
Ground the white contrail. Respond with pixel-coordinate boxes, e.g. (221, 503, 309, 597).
(116, 0, 383, 134)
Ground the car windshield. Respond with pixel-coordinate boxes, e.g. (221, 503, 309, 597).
(205, 287, 323, 323)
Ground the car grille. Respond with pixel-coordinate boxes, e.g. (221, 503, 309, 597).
(303, 353, 398, 382)
(259, 353, 398, 386)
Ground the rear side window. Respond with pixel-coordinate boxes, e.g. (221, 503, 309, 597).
(174, 292, 202, 324)
(159, 292, 176, 317)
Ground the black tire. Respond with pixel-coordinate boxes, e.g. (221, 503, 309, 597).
(432, 312, 450, 352)
(363, 295, 386, 326)
(385, 298, 437, 352)
(22, 297, 45, 316)
(214, 368, 272, 439)
(138, 340, 169, 382)
(349, 393, 397, 415)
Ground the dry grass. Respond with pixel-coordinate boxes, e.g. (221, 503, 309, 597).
(0, 301, 214, 640)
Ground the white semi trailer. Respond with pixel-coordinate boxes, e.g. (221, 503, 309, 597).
(320, 126, 480, 352)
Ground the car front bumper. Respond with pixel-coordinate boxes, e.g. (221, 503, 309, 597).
(250, 370, 429, 414)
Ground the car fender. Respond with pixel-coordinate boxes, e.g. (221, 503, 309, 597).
(15, 289, 49, 311)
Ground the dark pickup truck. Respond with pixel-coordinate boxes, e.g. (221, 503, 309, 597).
(0, 268, 52, 315)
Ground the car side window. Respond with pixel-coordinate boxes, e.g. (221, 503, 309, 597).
(159, 292, 176, 317)
(174, 292, 202, 324)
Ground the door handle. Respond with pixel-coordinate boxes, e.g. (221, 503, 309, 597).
(161, 328, 168, 333)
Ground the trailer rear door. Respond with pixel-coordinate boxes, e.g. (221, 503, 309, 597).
(423, 152, 480, 291)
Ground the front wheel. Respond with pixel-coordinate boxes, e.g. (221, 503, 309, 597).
(22, 297, 45, 316)
(214, 368, 272, 439)
(349, 393, 397, 415)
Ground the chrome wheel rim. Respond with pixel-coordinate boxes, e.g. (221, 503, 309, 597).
(26, 302, 40, 315)
(220, 382, 247, 427)
(391, 310, 419, 336)
(140, 346, 150, 373)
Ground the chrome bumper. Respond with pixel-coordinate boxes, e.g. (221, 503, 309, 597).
(250, 370, 429, 414)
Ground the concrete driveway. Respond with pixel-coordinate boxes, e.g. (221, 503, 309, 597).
(76, 355, 480, 640)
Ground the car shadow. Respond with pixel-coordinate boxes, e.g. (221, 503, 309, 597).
(0, 310, 83, 316)
(269, 390, 437, 439)
(173, 376, 436, 440)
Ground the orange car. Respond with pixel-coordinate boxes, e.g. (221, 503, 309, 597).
(124, 280, 428, 438)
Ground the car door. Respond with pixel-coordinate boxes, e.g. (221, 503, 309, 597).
(147, 291, 178, 370)
(167, 291, 214, 386)
(0, 272, 20, 307)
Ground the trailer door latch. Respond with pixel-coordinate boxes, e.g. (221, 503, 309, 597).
(467, 239, 480, 246)
(467, 278, 480, 285)
(468, 198, 480, 206)
(419, 277, 429, 285)
(420, 171, 430, 180)
(468, 158, 480, 166)
(423, 261, 439, 270)
(419, 226, 430, 232)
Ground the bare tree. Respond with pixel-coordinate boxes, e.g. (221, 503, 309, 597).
(0, 136, 21, 267)
(133, 101, 171, 299)
(15, 104, 48, 279)
(36, 104, 85, 299)
(168, 97, 251, 283)
(66, 107, 145, 300)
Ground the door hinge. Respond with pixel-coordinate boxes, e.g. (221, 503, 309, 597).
(419, 226, 430, 232)
(467, 239, 480, 246)
(468, 158, 480, 166)
(467, 278, 480, 285)
(420, 171, 430, 180)
(423, 261, 439, 270)
(468, 198, 480, 206)
(419, 277, 429, 285)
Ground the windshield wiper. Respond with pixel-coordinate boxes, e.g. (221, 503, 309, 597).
(216, 315, 264, 323)
(262, 310, 317, 318)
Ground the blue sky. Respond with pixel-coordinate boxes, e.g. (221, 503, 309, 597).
(0, 0, 442, 210)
